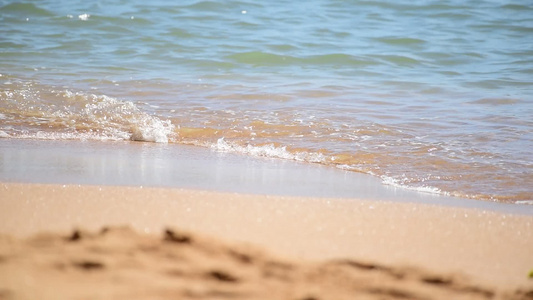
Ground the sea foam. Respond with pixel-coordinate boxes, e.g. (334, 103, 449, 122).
(1, 87, 175, 143)
(212, 138, 327, 163)
(60, 90, 175, 143)
(380, 175, 448, 196)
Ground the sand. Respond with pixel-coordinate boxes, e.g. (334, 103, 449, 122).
(1, 182, 532, 300)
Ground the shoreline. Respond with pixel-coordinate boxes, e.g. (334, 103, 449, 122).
(1, 182, 532, 291)
(1, 138, 531, 215)
(1, 139, 533, 298)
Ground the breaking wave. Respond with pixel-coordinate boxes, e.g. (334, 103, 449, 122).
(0, 84, 175, 143)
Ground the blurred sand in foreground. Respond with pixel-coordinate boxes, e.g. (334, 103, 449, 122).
(1, 183, 532, 299)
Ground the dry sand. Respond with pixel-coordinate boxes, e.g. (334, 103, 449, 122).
(1, 182, 533, 299)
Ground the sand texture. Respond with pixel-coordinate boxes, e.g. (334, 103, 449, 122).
(1, 182, 533, 299)
(0, 226, 532, 300)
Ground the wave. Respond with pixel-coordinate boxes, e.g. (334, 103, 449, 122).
(370, 54, 423, 66)
(0, 2, 54, 17)
(226, 51, 379, 67)
(0, 83, 175, 143)
(1, 78, 531, 204)
(226, 51, 299, 66)
(372, 37, 427, 47)
(469, 98, 523, 106)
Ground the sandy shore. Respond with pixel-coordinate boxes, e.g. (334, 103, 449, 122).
(1, 182, 532, 299)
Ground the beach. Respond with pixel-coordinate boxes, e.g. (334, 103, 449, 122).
(1, 140, 533, 299)
(1, 183, 533, 299)
(1, 0, 533, 298)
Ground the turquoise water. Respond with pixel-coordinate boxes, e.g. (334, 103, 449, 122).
(1, 0, 532, 203)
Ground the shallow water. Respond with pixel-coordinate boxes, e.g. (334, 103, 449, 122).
(1, 0, 532, 203)
(2, 138, 532, 215)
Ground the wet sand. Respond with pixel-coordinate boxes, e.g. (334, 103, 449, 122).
(1, 138, 531, 214)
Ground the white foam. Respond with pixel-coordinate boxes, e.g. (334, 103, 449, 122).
(31, 130, 128, 142)
(380, 175, 448, 196)
(130, 117, 174, 143)
(211, 138, 326, 163)
(61, 91, 176, 143)
(516, 201, 533, 205)
(2, 88, 175, 143)
(78, 14, 90, 21)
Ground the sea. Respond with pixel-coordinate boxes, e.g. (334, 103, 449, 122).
(1, 0, 532, 204)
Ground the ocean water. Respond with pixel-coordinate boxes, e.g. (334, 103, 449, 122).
(1, 0, 532, 204)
